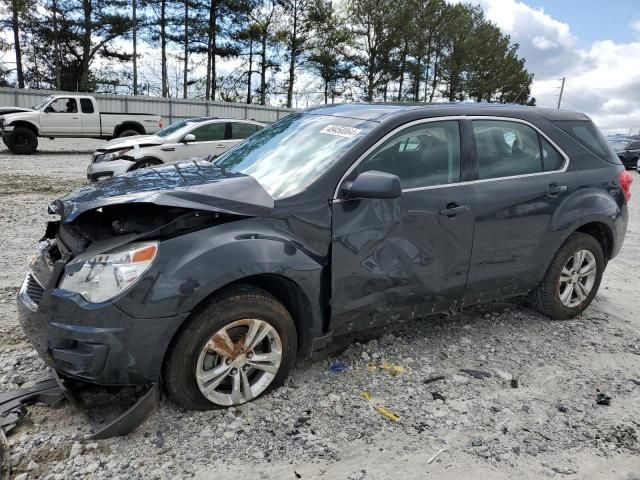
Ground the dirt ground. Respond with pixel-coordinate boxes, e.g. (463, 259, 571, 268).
(0, 139, 638, 480)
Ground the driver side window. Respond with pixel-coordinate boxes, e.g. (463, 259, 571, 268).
(189, 122, 226, 142)
(46, 98, 77, 113)
(356, 120, 461, 189)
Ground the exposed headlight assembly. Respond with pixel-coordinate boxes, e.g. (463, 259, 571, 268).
(59, 241, 158, 303)
(94, 148, 132, 163)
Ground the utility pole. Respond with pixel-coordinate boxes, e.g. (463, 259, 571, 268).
(557, 77, 566, 109)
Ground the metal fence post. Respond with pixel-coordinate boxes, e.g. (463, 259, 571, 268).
(168, 99, 173, 125)
(124, 97, 129, 114)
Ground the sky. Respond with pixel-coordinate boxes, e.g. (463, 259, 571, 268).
(457, 0, 640, 134)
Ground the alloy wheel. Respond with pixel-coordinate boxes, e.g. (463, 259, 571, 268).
(195, 318, 282, 406)
(558, 249, 597, 308)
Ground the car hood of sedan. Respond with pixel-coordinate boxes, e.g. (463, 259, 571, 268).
(98, 134, 165, 151)
(50, 160, 274, 222)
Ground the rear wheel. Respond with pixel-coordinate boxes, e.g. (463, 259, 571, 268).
(117, 128, 140, 138)
(530, 232, 604, 319)
(163, 286, 297, 410)
(6, 127, 38, 154)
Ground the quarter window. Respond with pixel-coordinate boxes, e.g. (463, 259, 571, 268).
(189, 122, 226, 142)
(541, 137, 564, 171)
(473, 120, 542, 179)
(356, 120, 461, 189)
(80, 99, 94, 113)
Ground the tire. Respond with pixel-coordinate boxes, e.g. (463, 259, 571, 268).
(163, 285, 297, 410)
(6, 127, 38, 154)
(117, 128, 140, 138)
(530, 232, 605, 320)
(128, 157, 162, 171)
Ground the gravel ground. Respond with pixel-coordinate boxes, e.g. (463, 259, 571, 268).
(0, 140, 639, 480)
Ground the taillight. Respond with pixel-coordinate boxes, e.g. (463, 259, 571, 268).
(159, 120, 163, 128)
(620, 170, 633, 203)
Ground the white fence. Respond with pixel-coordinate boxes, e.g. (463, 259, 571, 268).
(0, 87, 296, 124)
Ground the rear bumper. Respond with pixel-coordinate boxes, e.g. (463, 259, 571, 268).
(87, 159, 134, 182)
(17, 280, 189, 385)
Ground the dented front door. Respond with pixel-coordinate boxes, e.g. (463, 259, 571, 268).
(330, 185, 475, 336)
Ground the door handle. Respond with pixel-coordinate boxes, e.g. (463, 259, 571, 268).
(439, 203, 471, 217)
(161, 147, 175, 151)
(545, 184, 567, 195)
(215, 145, 225, 149)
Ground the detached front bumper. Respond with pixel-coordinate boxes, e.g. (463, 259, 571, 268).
(17, 273, 189, 386)
(87, 159, 135, 182)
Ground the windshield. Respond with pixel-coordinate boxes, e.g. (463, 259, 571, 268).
(156, 119, 198, 138)
(214, 113, 374, 198)
(32, 96, 53, 110)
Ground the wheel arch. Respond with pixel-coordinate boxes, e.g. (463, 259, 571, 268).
(115, 121, 145, 137)
(9, 120, 39, 136)
(574, 221, 614, 261)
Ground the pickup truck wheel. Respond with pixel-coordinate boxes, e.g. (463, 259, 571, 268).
(117, 129, 140, 138)
(530, 233, 604, 320)
(6, 127, 38, 154)
(163, 285, 297, 410)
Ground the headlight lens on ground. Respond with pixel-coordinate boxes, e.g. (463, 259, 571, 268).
(94, 148, 132, 163)
(59, 241, 158, 303)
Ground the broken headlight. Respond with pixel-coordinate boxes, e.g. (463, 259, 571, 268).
(94, 148, 132, 163)
(59, 241, 158, 303)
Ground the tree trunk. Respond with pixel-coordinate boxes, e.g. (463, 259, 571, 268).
(208, 0, 217, 101)
(324, 80, 328, 104)
(429, 52, 440, 103)
(52, 0, 61, 90)
(132, 0, 138, 95)
(11, 0, 24, 88)
(397, 47, 407, 102)
(246, 37, 253, 104)
(161, 0, 168, 97)
(79, 0, 92, 91)
(183, 0, 189, 98)
(260, 35, 267, 105)
(286, 0, 298, 108)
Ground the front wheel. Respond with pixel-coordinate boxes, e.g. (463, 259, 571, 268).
(117, 128, 140, 138)
(530, 232, 604, 319)
(6, 127, 38, 154)
(163, 286, 297, 410)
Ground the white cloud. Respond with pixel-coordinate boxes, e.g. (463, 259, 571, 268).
(463, 0, 640, 133)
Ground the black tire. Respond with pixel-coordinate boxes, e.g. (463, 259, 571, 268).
(163, 285, 297, 410)
(128, 157, 162, 171)
(117, 128, 140, 138)
(6, 127, 38, 154)
(530, 232, 605, 320)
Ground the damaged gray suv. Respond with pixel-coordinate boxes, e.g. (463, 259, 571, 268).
(18, 104, 631, 409)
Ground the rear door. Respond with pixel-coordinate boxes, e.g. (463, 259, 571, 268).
(464, 118, 579, 304)
(230, 121, 263, 147)
(39, 97, 82, 135)
(330, 119, 475, 335)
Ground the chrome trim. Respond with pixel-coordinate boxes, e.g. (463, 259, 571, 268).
(333, 115, 571, 199)
(18, 272, 40, 312)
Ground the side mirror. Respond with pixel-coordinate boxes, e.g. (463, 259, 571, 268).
(341, 170, 401, 199)
(183, 133, 196, 143)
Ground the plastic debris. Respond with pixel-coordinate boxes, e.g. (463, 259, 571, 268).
(431, 392, 446, 402)
(367, 362, 405, 375)
(596, 392, 611, 406)
(460, 369, 491, 379)
(360, 390, 400, 422)
(424, 375, 445, 384)
(426, 447, 448, 464)
(374, 405, 400, 422)
(329, 361, 347, 373)
(510, 379, 519, 389)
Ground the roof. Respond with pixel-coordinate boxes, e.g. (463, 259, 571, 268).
(304, 102, 590, 123)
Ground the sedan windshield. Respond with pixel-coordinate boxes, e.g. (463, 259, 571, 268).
(156, 120, 198, 138)
(214, 113, 374, 198)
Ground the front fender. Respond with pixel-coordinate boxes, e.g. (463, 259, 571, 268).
(115, 218, 327, 331)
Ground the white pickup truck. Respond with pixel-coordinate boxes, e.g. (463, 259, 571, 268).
(0, 94, 163, 154)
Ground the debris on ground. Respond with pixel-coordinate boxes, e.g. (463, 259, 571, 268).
(596, 392, 612, 406)
(329, 361, 348, 373)
(460, 369, 491, 379)
(423, 375, 445, 384)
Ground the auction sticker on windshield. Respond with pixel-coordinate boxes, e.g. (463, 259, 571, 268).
(319, 125, 362, 138)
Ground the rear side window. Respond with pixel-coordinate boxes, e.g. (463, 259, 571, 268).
(473, 120, 542, 179)
(554, 120, 618, 163)
(231, 122, 261, 139)
(80, 99, 94, 113)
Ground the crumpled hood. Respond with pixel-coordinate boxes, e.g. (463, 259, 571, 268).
(98, 134, 165, 152)
(50, 160, 274, 222)
(0, 107, 35, 116)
